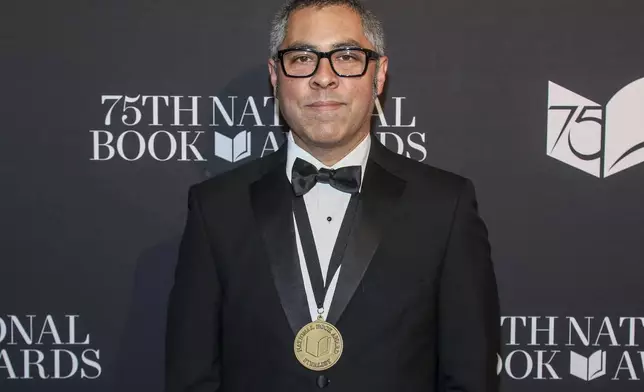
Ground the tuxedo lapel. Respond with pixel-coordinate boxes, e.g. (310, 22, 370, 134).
(327, 136, 406, 325)
(250, 135, 406, 332)
(250, 147, 310, 336)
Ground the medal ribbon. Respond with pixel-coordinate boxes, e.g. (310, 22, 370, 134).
(292, 193, 360, 311)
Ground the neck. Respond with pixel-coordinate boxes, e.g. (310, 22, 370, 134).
(292, 130, 369, 166)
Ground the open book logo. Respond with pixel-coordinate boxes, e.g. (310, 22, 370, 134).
(570, 350, 606, 381)
(547, 78, 644, 178)
(304, 335, 331, 357)
(214, 130, 251, 163)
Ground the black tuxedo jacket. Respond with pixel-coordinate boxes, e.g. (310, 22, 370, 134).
(165, 134, 501, 392)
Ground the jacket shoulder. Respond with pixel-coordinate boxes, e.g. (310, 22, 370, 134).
(377, 145, 470, 195)
(188, 149, 284, 202)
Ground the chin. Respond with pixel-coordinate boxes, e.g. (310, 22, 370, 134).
(305, 130, 348, 148)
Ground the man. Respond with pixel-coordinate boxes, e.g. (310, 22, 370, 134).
(165, 0, 500, 391)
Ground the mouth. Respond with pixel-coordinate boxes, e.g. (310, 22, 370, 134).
(306, 101, 345, 111)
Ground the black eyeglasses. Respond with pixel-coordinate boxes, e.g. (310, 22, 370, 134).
(274, 47, 381, 78)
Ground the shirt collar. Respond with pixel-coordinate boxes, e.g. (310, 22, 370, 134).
(285, 130, 371, 192)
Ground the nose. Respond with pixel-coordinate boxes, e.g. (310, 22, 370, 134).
(310, 57, 339, 89)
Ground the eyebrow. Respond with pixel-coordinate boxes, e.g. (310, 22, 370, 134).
(284, 39, 364, 50)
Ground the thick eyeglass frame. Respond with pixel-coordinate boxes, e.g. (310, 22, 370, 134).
(274, 47, 382, 78)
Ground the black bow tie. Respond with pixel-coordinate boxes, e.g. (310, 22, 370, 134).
(291, 157, 362, 197)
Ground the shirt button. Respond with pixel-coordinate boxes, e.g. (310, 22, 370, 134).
(326, 216, 332, 222)
(316, 375, 330, 388)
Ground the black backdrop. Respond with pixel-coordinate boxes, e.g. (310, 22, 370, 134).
(3, 0, 644, 391)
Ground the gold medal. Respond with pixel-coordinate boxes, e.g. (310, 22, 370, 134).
(294, 314, 343, 371)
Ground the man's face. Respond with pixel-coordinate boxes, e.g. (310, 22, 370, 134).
(268, 5, 388, 149)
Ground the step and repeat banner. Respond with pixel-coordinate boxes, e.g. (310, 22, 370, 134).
(2, 0, 644, 391)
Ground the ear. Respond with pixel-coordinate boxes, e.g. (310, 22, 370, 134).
(375, 55, 388, 96)
(268, 58, 278, 95)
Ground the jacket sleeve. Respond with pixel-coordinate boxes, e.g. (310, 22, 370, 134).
(165, 186, 222, 392)
(437, 179, 501, 392)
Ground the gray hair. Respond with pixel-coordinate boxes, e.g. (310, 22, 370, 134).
(269, 0, 385, 58)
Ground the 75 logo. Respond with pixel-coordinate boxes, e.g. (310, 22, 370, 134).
(546, 79, 644, 178)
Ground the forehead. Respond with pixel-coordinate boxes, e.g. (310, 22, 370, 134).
(282, 5, 372, 50)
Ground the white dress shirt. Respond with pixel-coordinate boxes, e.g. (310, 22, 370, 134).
(285, 131, 371, 322)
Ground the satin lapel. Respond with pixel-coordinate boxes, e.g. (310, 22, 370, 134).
(250, 152, 310, 336)
(327, 140, 406, 325)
